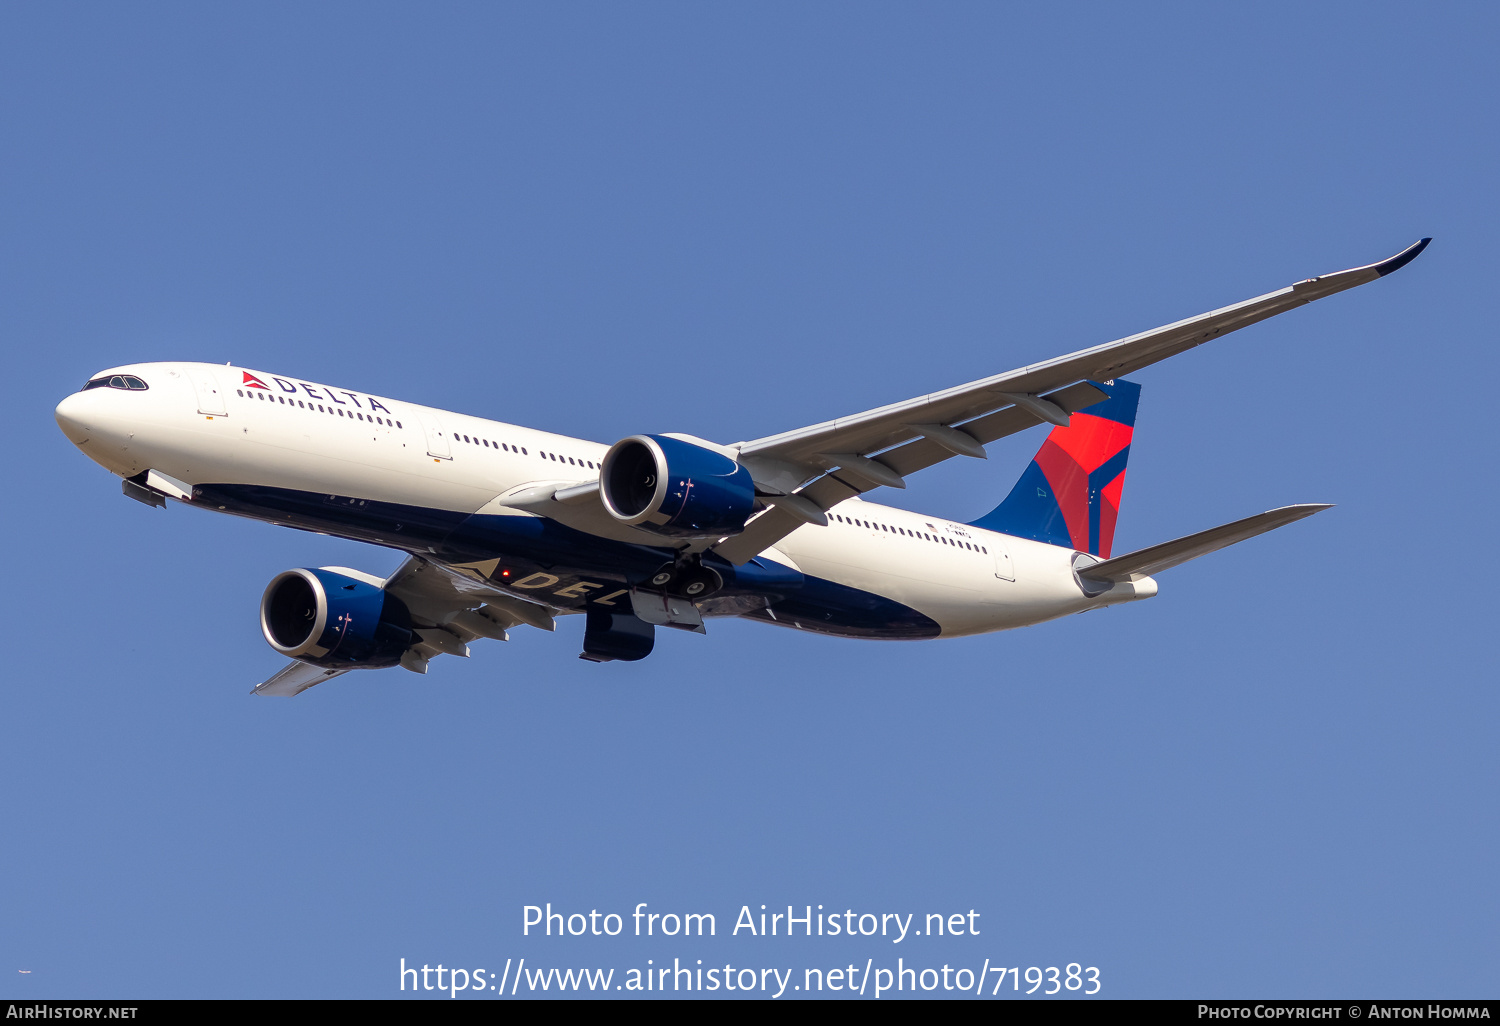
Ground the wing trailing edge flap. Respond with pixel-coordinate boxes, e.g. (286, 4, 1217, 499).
(1076, 504, 1333, 583)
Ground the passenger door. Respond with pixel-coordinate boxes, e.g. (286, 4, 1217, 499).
(992, 541, 1015, 582)
(416, 410, 451, 459)
(188, 367, 228, 416)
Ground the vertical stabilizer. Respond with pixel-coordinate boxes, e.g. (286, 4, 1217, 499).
(969, 380, 1140, 557)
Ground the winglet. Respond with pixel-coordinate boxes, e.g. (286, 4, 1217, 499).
(1373, 237, 1431, 277)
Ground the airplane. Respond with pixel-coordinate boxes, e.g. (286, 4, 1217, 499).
(53, 239, 1429, 696)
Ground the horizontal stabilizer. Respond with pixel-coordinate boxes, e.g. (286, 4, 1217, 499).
(252, 660, 349, 697)
(1077, 504, 1333, 582)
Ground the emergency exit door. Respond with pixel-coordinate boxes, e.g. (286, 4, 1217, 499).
(992, 542, 1015, 582)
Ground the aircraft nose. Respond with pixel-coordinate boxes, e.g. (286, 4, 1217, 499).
(55, 391, 93, 444)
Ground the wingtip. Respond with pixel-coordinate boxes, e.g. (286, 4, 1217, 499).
(1373, 237, 1431, 277)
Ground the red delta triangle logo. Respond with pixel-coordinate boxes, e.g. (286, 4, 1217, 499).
(1031, 412, 1133, 558)
(242, 371, 271, 390)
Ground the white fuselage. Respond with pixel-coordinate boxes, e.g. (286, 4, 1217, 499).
(55, 362, 1155, 638)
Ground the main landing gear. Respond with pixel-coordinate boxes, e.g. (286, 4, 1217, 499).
(646, 559, 723, 599)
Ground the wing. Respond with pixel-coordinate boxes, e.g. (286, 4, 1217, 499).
(380, 555, 558, 672)
(713, 239, 1428, 563)
(251, 555, 560, 695)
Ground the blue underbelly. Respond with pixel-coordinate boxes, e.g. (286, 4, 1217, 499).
(194, 482, 939, 640)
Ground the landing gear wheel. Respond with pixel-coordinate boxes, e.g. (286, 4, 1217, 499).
(674, 566, 722, 599)
(648, 564, 677, 589)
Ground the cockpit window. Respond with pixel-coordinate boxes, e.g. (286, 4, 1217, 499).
(82, 374, 149, 391)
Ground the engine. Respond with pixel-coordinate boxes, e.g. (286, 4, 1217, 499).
(260, 568, 414, 669)
(599, 434, 756, 538)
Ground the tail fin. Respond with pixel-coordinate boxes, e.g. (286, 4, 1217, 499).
(969, 379, 1140, 557)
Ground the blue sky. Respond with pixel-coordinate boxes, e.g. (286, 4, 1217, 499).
(1, 2, 1494, 999)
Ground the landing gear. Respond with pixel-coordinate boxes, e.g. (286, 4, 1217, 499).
(645, 559, 723, 599)
(674, 565, 722, 599)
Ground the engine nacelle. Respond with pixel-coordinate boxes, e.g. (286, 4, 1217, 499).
(599, 434, 756, 538)
(260, 568, 414, 669)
